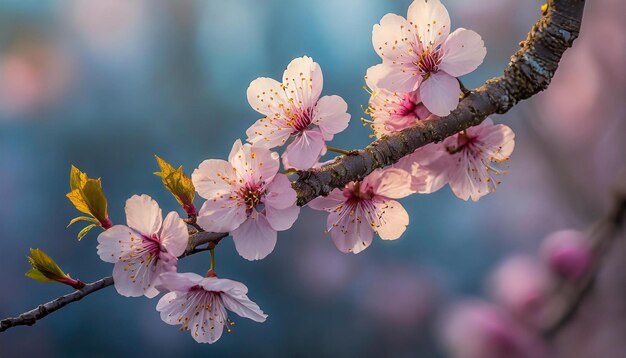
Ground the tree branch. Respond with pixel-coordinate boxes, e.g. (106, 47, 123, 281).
(541, 170, 626, 338)
(0, 230, 225, 332)
(0, 276, 114, 332)
(0, 0, 586, 333)
(293, 0, 585, 205)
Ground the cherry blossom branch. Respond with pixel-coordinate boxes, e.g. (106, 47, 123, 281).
(0, 0, 586, 334)
(541, 170, 626, 338)
(293, 0, 585, 205)
(0, 229, 225, 332)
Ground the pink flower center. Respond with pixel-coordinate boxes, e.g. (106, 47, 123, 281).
(346, 181, 374, 202)
(286, 107, 314, 133)
(416, 47, 442, 79)
(446, 131, 476, 155)
(237, 182, 265, 209)
(142, 233, 162, 256)
(396, 93, 419, 117)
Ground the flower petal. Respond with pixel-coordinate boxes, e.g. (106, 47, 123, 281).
(373, 199, 409, 240)
(231, 211, 277, 261)
(365, 64, 387, 91)
(222, 292, 268, 323)
(192, 159, 236, 200)
(407, 0, 451, 49)
(159, 211, 188, 257)
(377, 62, 421, 93)
(365, 168, 414, 199)
(157, 271, 204, 292)
(440, 28, 486, 77)
(229, 140, 280, 184)
(96, 225, 137, 263)
(372, 13, 414, 62)
(196, 199, 247, 233)
(328, 204, 374, 254)
(264, 173, 297, 210)
(307, 188, 346, 211)
(247, 77, 289, 119)
(125, 194, 162, 237)
(282, 56, 323, 109)
(265, 204, 300, 231)
(284, 128, 326, 170)
(313, 95, 350, 139)
(112, 254, 160, 298)
(246, 117, 292, 148)
(420, 71, 460, 116)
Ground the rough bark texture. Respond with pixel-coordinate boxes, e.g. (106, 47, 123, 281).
(293, 0, 585, 205)
(0, 0, 586, 334)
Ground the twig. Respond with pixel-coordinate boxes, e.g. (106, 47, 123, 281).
(0, 230, 226, 332)
(1, 276, 114, 332)
(541, 170, 626, 338)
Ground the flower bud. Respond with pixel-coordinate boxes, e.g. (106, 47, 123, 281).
(540, 230, 591, 281)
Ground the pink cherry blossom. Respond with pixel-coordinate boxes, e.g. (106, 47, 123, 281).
(308, 167, 418, 254)
(372, 0, 486, 116)
(192, 139, 300, 261)
(364, 64, 432, 138)
(97, 194, 188, 298)
(398, 118, 515, 201)
(246, 56, 351, 170)
(156, 272, 267, 344)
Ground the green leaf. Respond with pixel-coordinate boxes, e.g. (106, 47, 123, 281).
(154, 155, 195, 209)
(67, 216, 98, 228)
(77, 223, 97, 241)
(25, 248, 69, 283)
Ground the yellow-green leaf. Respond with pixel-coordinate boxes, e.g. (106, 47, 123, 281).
(77, 223, 97, 241)
(25, 248, 69, 283)
(69, 165, 88, 191)
(67, 216, 99, 228)
(154, 155, 196, 212)
(81, 178, 108, 224)
(66, 165, 110, 228)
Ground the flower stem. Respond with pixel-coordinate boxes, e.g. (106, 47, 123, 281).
(209, 248, 215, 271)
(326, 146, 352, 155)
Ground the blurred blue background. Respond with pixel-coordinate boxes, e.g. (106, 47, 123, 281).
(1, 0, 625, 357)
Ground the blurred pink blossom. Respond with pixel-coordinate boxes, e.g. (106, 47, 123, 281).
(439, 300, 547, 358)
(540, 230, 592, 281)
(487, 255, 552, 327)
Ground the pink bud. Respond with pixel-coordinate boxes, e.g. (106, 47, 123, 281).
(439, 301, 547, 358)
(487, 255, 551, 327)
(540, 230, 591, 281)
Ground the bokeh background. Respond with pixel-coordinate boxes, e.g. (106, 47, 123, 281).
(1, 0, 625, 357)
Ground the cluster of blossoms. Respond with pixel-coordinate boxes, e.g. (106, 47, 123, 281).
(49, 0, 518, 344)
